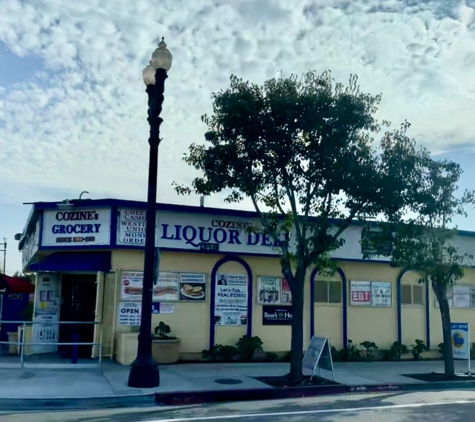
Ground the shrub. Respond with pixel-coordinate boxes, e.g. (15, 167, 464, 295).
(201, 344, 238, 362)
(411, 339, 427, 360)
(331, 345, 345, 362)
(236, 335, 263, 361)
(347, 339, 362, 361)
(360, 341, 378, 362)
(438, 342, 444, 357)
(388, 341, 409, 361)
(265, 352, 278, 362)
(154, 322, 177, 340)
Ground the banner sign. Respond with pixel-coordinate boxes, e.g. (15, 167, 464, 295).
(262, 305, 292, 325)
(451, 322, 470, 361)
(350, 281, 392, 307)
(42, 208, 111, 246)
(350, 281, 371, 306)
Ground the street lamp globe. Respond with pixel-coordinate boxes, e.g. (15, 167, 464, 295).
(151, 38, 173, 71)
(142, 62, 156, 86)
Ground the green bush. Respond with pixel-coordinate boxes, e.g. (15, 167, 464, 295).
(347, 339, 362, 361)
(236, 335, 263, 361)
(438, 342, 444, 356)
(411, 339, 427, 360)
(201, 344, 238, 362)
(388, 341, 409, 361)
(360, 341, 378, 362)
(265, 352, 278, 362)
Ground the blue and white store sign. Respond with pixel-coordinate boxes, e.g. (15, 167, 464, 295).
(116, 208, 282, 256)
(42, 208, 111, 246)
(451, 322, 470, 360)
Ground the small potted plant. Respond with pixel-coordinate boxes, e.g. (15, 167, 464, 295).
(152, 321, 181, 364)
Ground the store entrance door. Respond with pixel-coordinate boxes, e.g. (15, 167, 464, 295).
(59, 274, 97, 359)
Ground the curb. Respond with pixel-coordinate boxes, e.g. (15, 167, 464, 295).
(154, 380, 475, 406)
(0, 394, 156, 411)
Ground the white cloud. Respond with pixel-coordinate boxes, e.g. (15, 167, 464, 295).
(1, 0, 475, 273)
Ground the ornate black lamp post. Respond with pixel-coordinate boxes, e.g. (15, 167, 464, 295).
(127, 38, 173, 388)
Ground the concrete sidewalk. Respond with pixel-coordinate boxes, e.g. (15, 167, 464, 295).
(0, 359, 473, 409)
(0, 359, 472, 399)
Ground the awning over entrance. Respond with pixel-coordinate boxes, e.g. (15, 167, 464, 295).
(0, 274, 35, 294)
(29, 252, 111, 272)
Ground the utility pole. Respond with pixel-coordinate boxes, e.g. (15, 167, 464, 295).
(0, 238, 6, 274)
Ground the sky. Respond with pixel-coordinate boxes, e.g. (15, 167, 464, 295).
(1, 0, 475, 274)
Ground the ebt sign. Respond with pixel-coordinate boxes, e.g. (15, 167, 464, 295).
(117, 209, 283, 255)
(42, 208, 111, 246)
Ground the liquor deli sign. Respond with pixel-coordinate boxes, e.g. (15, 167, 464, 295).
(42, 208, 111, 246)
(116, 208, 282, 256)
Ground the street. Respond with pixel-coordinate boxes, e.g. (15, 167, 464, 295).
(2, 390, 475, 422)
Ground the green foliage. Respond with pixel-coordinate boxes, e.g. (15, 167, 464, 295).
(175, 70, 428, 380)
(201, 345, 238, 362)
(411, 339, 427, 360)
(202, 335, 264, 362)
(360, 341, 378, 362)
(388, 341, 409, 361)
(236, 335, 263, 361)
(438, 342, 444, 356)
(154, 322, 176, 340)
(331, 346, 345, 362)
(265, 352, 278, 362)
(347, 340, 362, 361)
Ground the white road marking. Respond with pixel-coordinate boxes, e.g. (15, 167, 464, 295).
(149, 399, 475, 422)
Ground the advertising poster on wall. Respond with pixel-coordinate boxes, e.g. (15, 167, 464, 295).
(214, 273, 248, 326)
(179, 273, 206, 301)
(121, 271, 145, 300)
(121, 271, 180, 301)
(350, 281, 371, 306)
(453, 286, 470, 308)
(154, 272, 179, 301)
(257, 276, 281, 304)
(281, 278, 292, 304)
(371, 282, 392, 307)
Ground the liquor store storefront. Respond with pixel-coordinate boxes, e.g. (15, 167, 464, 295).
(18, 198, 475, 363)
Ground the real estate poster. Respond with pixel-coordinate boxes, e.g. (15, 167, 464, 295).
(214, 273, 248, 326)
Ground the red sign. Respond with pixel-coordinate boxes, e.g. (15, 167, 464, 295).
(351, 291, 371, 302)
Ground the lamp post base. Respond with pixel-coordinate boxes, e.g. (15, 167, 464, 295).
(127, 358, 160, 388)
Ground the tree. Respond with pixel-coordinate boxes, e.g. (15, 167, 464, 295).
(174, 71, 425, 382)
(12, 271, 34, 283)
(364, 157, 474, 376)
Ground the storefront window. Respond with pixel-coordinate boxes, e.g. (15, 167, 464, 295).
(402, 284, 424, 306)
(314, 280, 342, 304)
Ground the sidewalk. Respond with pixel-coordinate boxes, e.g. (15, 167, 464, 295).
(0, 359, 473, 409)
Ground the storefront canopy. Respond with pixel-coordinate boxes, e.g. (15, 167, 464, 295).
(29, 251, 111, 272)
(0, 274, 35, 294)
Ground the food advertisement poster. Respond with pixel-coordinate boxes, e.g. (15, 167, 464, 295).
(154, 272, 179, 301)
(179, 273, 206, 301)
(122, 270, 203, 302)
(214, 273, 248, 326)
(120, 271, 145, 300)
(257, 276, 281, 304)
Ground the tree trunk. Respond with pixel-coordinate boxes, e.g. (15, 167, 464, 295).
(289, 271, 305, 384)
(433, 281, 455, 377)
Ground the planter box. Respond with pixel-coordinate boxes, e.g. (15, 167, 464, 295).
(115, 333, 139, 365)
(152, 338, 181, 364)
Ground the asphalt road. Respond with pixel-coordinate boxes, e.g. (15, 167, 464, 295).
(2, 390, 475, 422)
